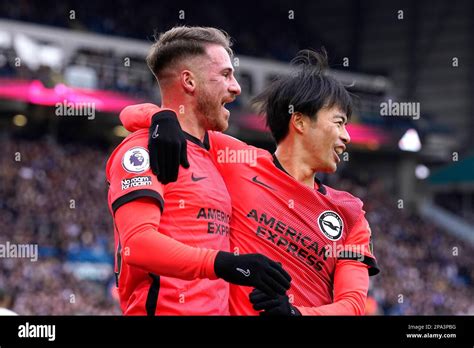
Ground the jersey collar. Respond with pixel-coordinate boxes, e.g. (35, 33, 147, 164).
(272, 153, 327, 195)
(183, 131, 210, 150)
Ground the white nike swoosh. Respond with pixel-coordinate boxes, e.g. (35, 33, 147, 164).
(152, 124, 159, 139)
(236, 268, 251, 277)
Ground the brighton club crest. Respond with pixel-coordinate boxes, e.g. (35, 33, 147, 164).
(317, 210, 343, 241)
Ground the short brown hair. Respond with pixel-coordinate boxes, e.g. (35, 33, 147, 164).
(146, 26, 233, 80)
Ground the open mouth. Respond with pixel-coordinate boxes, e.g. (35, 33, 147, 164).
(333, 146, 345, 163)
(221, 96, 236, 116)
(222, 96, 235, 106)
(221, 101, 231, 117)
(221, 99, 234, 114)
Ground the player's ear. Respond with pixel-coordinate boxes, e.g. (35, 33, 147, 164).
(181, 70, 196, 93)
(290, 112, 305, 134)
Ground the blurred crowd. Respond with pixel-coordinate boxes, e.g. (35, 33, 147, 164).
(0, 135, 473, 315)
(341, 179, 474, 315)
(0, 136, 120, 314)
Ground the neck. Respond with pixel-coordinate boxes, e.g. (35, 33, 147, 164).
(274, 139, 315, 188)
(161, 89, 206, 141)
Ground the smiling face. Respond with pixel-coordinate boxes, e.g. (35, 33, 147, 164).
(193, 44, 241, 131)
(303, 106, 351, 173)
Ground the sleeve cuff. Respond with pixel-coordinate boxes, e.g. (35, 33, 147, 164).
(337, 253, 380, 276)
(205, 250, 219, 280)
(112, 189, 164, 214)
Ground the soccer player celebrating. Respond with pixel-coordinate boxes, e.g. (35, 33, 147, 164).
(121, 49, 379, 315)
(106, 26, 291, 316)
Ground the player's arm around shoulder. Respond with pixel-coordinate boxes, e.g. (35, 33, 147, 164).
(207, 131, 266, 169)
(106, 133, 218, 280)
(119, 103, 158, 132)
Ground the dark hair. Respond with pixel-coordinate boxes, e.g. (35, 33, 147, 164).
(146, 26, 233, 80)
(252, 49, 353, 144)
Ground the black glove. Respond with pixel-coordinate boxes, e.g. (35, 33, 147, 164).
(148, 110, 190, 184)
(249, 288, 301, 316)
(214, 251, 291, 297)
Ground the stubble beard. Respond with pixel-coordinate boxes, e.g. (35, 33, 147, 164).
(196, 88, 227, 132)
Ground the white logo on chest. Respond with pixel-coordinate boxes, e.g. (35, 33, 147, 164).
(317, 210, 343, 241)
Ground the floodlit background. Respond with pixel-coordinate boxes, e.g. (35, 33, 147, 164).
(0, 0, 473, 315)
